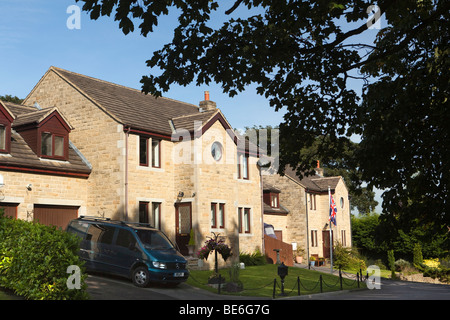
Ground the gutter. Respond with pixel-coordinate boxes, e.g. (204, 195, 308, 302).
(305, 189, 310, 269)
(125, 126, 130, 221)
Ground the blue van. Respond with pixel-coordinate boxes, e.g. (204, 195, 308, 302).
(67, 216, 189, 287)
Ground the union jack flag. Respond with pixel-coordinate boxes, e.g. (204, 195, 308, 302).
(329, 194, 337, 226)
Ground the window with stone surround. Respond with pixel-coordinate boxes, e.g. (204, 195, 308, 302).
(211, 202, 225, 229)
(152, 202, 161, 230)
(341, 230, 347, 246)
(237, 152, 249, 179)
(311, 230, 318, 247)
(139, 136, 161, 168)
(139, 200, 161, 229)
(238, 207, 251, 234)
(139, 201, 149, 223)
(139, 136, 149, 166)
(309, 194, 316, 210)
(151, 139, 160, 168)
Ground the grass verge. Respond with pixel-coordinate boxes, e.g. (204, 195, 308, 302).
(187, 264, 366, 298)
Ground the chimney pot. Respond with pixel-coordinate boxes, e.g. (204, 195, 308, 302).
(199, 91, 216, 111)
(315, 160, 324, 177)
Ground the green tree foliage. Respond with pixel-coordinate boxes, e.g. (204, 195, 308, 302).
(413, 243, 423, 267)
(0, 95, 23, 104)
(333, 242, 366, 270)
(387, 249, 395, 278)
(0, 212, 88, 300)
(351, 212, 381, 258)
(352, 212, 449, 261)
(75, 0, 450, 228)
(244, 126, 378, 215)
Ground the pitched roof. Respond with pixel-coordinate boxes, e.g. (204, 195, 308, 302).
(0, 131, 91, 176)
(263, 202, 289, 215)
(48, 67, 203, 136)
(262, 181, 281, 193)
(171, 110, 218, 133)
(12, 107, 73, 130)
(26, 67, 257, 155)
(282, 166, 342, 193)
(0, 100, 91, 177)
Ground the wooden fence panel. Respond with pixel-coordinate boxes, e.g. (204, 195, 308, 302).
(264, 235, 293, 266)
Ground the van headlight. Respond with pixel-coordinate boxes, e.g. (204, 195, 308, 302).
(152, 261, 167, 269)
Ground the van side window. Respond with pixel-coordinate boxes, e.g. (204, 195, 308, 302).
(116, 229, 136, 249)
(67, 221, 89, 239)
(86, 224, 115, 244)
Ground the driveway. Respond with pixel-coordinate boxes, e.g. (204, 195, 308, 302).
(86, 274, 268, 300)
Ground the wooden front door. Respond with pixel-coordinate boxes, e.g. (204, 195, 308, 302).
(322, 230, 334, 259)
(175, 202, 192, 256)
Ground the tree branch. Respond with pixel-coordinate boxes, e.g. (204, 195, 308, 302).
(225, 0, 244, 15)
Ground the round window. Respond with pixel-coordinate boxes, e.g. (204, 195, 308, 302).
(211, 142, 223, 161)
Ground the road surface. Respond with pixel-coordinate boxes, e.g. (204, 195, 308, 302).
(86, 273, 450, 300)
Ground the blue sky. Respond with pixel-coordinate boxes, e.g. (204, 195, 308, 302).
(0, 0, 282, 131)
(0, 0, 384, 212)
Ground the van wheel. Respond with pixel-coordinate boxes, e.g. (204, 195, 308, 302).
(132, 266, 150, 287)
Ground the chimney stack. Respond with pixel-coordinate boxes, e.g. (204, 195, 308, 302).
(199, 91, 216, 112)
(315, 160, 324, 177)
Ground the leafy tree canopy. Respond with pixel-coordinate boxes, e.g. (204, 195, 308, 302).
(0, 95, 23, 104)
(244, 125, 378, 214)
(76, 0, 450, 226)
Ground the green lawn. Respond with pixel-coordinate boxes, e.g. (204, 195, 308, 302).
(187, 264, 366, 298)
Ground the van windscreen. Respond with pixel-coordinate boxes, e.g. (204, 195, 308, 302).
(136, 230, 175, 250)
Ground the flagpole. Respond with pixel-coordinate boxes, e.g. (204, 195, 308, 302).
(328, 186, 333, 274)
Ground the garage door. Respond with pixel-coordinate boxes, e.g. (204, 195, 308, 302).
(33, 205, 79, 229)
(0, 203, 19, 219)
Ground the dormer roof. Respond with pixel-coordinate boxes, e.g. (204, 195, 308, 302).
(0, 100, 91, 178)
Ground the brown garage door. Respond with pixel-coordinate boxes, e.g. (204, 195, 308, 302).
(33, 205, 79, 229)
(0, 203, 19, 219)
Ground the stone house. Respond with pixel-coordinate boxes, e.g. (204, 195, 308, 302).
(0, 100, 91, 226)
(1, 66, 264, 269)
(262, 164, 352, 264)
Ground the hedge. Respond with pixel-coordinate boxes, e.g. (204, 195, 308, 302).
(0, 212, 88, 299)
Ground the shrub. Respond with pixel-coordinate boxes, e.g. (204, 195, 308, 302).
(0, 214, 88, 300)
(422, 266, 450, 283)
(387, 250, 396, 278)
(440, 256, 450, 268)
(394, 259, 411, 272)
(423, 258, 440, 269)
(333, 242, 366, 270)
(239, 249, 267, 266)
(413, 243, 423, 267)
(373, 259, 387, 270)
